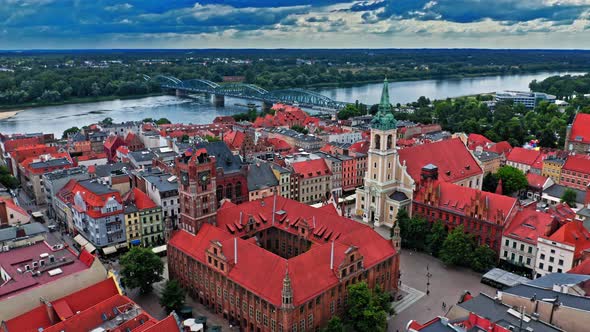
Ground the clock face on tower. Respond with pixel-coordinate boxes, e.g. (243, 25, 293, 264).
(198, 171, 211, 186)
(180, 171, 189, 186)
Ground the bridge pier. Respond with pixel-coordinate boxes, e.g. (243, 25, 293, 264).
(262, 101, 273, 112)
(176, 89, 188, 97)
(214, 94, 225, 107)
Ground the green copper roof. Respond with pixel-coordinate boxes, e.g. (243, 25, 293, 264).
(371, 78, 397, 130)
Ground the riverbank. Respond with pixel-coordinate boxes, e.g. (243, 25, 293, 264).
(305, 69, 589, 89)
(0, 110, 21, 120)
(0, 92, 164, 111)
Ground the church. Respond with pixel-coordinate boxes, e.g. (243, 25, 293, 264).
(355, 79, 415, 227)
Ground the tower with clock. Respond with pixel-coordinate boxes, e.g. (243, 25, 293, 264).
(175, 148, 218, 234)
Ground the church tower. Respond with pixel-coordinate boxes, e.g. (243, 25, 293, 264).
(355, 79, 413, 227)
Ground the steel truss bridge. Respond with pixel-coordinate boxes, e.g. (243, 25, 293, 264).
(145, 75, 348, 110)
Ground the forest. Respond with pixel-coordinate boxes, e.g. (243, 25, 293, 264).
(1, 49, 590, 108)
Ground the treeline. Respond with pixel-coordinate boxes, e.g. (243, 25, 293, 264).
(529, 73, 590, 99)
(2, 49, 590, 107)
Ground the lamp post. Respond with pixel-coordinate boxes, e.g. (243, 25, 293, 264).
(426, 264, 432, 296)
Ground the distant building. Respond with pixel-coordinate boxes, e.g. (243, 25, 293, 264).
(123, 188, 164, 247)
(42, 167, 90, 220)
(247, 162, 279, 201)
(495, 90, 556, 108)
(506, 147, 541, 173)
(560, 155, 590, 190)
(142, 170, 180, 230)
(535, 221, 590, 278)
(291, 158, 332, 205)
(19, 153, 74, 205)
(0, 197, 30, 227)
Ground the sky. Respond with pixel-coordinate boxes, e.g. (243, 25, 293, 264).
(1, 0, 590, 49)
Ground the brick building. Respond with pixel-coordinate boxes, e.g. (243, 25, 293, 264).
(175, 149, 217, 234)
(168, 195, 400, 332)
(560, 154, 590, 190)
(565, 112, 590, 154)
(413, 172, 518, 253)
(196, 141, 249, 206)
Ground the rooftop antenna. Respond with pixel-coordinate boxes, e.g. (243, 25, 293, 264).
(330, 241, 335, 270)
(234, 237, 238, 265)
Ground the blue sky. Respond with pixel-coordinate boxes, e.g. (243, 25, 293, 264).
(1, 0, 590, 49)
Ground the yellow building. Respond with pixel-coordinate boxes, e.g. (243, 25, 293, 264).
(124, 206, 142, 247)
(542, 157, 565, 184)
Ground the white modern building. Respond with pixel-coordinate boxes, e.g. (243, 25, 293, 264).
(495, 90, 556, 108)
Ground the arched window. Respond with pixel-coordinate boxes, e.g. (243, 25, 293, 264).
(235, 182, 242, 199)
(216, 185, 223, 202)
(225, 183, 233, 199)
(387, 135, 393, 149)
(374, 134, 381, 150)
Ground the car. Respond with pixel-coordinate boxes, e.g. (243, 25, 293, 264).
(48, 225, 57, 232)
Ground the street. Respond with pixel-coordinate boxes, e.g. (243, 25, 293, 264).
(369, 226, 496, 331)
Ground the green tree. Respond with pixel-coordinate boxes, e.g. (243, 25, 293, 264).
(392, 209, 409, 238)
(101, 117, 114, 125)
(159, 280, 186, 314)
(539, 128, 557, 148)
(482, 172, 499, 193)
(427, 221, 447, 257)
(155, 117, 171, 125)
(62, 126, 80, 139)
(346, 282, 387, 332)
(204, 135, 221, 142)
(401, 216, 429, 251)
(142, 117, 154, 123)
(470, 245, 497, 272)
(561, 188, 578, 207)
(0, 166, 18, 189)
(291, 124, 309, 134)
(496, 166, 528, 196)
(322, 317, 344, 332)
(181, 134, 190, 143)
(120, 247, 164, 294)
(439, 226, 473, 267)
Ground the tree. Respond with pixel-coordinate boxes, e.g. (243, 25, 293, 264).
(470, 245, 497, 273)
(101, 117, 114, 125)
(159, 280, 186, 314)
(482, 173, 499, 193)
(393, 209, 409, 238)
(400, 216, 429, 251)
(561, 188, 578, 207)
(142, 117, 154, 123)
(204, 135, 221, 142)
(62, 126, 80, 139)
(345, 282, 387, 332)
(427, 221, 447, 257)
(291, 124, 309, 134)
(539, 128, 557, 148)
(496, 166, 528, 196)
(322, 317, 344, 332)
(155, 117, 171, 125)
(0, 166, 18, 189)
(120, 247, 164, 294)
(439, 226, 473, 267)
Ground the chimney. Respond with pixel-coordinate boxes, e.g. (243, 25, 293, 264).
(330, 241, 334, 270)
(234, 237, 238, 265)
(420, 164, 438, 182)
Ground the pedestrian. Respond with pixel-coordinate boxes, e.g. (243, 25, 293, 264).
(442, 301, 446, 309)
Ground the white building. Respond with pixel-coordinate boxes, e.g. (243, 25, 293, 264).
(495, 90, 556, 109)
(534, 221, 590, 278)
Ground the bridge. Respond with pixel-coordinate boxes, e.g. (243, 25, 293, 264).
(144, 75, 348, 111)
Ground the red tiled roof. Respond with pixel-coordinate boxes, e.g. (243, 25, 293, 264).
(503, 208, 556, 244)
(563, 154, 590, 174)
(170, 196, 397, 307)
(6, 278, 119, 332)
(468, 133, 492, 149)
(104, 135, 124, 150)
(317, 203, 339, 215)
(20, 152, 73, 175)
(68, 181, 123, 218)
(223, 130, 245, 150)
(349, 140, 369, 154)
(291, 159, 331, 179)
(542, 221, 590, 260)
(398, 138, 482, 183)
(267, 137, 292, 151)
(527, 173, 549, 189)
(569, 257, 590, 274)
(131, 187, 158, 210)
(569, 113, 590, 144)
(0, 196, 29, 218)
(486, 141, 512, 155)
(506, 147, 540, 166)
(416, 181, 517, 225)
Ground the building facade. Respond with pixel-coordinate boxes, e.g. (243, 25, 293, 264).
(542, 157, 565, 184)
(355, 79, 415, 227)
(560, 155, 590, 190)
(565, 113, 590, 155)
(291, 159, 332, 205)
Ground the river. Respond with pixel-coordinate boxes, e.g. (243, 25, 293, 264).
(0, 71, 585, 136)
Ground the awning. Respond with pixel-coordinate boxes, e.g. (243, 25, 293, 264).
(152, 245, 167, 254)
(84, 242, 96, 254)
(73, 234, 88, 247)
(130, 239, 141, 245)
(102, 246, 117, 255)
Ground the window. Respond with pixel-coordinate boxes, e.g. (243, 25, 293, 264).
(540, 254, 545, 260)
(504, 239, 509, 246)
(558, 259, 564, 266)
(539, 262, 544, 269)
(503, 251, 508, 258)
(549, 257, 554, 263)
(548, 266, 553, 272)
(526, 258, 531, 265)
(300, 320, 305, 332)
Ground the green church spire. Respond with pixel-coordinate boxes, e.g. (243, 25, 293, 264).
(371, 78, 397, 130)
